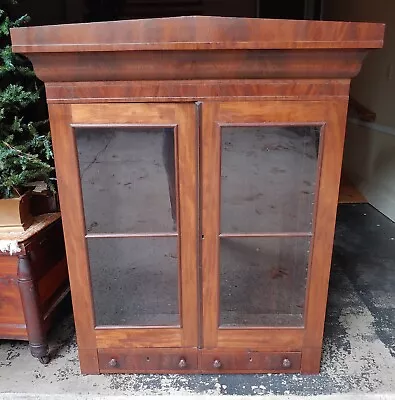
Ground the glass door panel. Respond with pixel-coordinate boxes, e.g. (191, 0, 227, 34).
(76, 127, 177, 234)
(220, 236, 311, 327)
(75, 126, 180, 327)
(219, 125, 320, 329)
(87, 236, 179, 326)
(202, 101, 326, 349)
(221, 126, 320, 233)
(70, 103, 198, 349)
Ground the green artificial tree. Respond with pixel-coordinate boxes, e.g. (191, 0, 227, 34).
(0, 1, 54, 199)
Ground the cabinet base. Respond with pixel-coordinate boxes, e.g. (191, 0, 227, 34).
(96, 348, 303, 374)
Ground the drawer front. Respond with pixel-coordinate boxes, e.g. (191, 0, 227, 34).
(98, 348, 198, 373)
(200, 350, 301, 373)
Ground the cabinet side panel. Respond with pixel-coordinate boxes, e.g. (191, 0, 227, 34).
(301, 100, 348, 373)
(48, 103, 98, 374)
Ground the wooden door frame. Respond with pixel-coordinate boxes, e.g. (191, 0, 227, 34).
(49, 102, 199, 373)
(201, 100, 348, 372)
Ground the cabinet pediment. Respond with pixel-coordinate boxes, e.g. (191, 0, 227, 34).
(10, 16, 385, 84)
(11, 16, 384, 53)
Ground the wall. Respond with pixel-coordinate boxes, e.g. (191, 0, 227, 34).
(323, 1, 395, 221)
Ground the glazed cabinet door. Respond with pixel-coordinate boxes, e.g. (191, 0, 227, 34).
(49, 103, 199, 373)
(201, 101, 347, 373)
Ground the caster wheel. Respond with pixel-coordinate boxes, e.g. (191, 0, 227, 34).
(39, 355, 50, 365)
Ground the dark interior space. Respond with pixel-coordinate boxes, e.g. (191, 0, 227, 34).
(258, 0, 306, 19)
(9, 0, 322, 25)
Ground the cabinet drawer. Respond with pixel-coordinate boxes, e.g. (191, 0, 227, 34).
(200, 350, 301, 373)
(98, 348, 198, 373)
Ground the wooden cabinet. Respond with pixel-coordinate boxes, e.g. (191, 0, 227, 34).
(0, 214, 69, 364)
(11, 16, 384, 374)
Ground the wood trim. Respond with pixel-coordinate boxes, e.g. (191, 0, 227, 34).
(26, 50, 367, 83)
(85, 233, 177, 238)
(78, 348, 100, 375)
(70, 123, 176, 128)
(48, 103, 99, 373)
(301, 347, 322, 374)
(95, 328, 182, 348)
(301, 100, 348, 372)
(70, 103, 178, 124)
(215, 100, 339, 122)
(201, 102, 221, 348)
(219, 232, 312, 238)
(13, 40, 384, 54)
(45, 80, 351, 104)
(217, 328, 304, 350)
(196, 101, 203, 350)
(10, 16, 384, 53)
(176, 104, 199, 347)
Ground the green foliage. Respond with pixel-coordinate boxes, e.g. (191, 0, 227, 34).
(0, 1, 54, 198)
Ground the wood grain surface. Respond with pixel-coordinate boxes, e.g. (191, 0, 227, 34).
(10, 16, 384, 52)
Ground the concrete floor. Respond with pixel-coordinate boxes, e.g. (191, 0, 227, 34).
(0, 203, 394, 399)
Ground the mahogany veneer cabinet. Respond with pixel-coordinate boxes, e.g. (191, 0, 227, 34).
(11, 16, 384, 374)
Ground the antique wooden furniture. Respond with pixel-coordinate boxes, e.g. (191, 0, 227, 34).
(11, 16, 384, 374)
(0, 213, 69, 364)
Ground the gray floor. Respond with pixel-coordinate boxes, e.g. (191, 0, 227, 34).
(0, 204, 394, 398)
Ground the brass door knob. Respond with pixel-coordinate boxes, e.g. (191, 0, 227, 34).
(282, 358, 291, 368)
(213, 359, 222, 369)
(178, 358, 187, 368)
(109, 358, 118, 368)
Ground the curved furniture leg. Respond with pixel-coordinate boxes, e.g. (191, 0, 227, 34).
(17, 255, 50, 364)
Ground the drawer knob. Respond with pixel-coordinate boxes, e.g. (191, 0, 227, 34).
(213, 359, 222, 369)
(178, 358, 187, 368)
(282, 358, 292, 368)
(109, 358, 118, 368)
